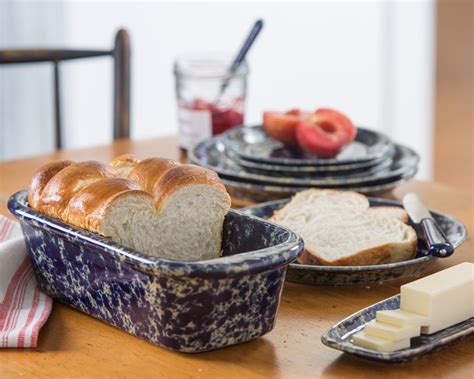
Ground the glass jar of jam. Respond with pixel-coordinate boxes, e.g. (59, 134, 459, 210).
(174, 54, 248, 151)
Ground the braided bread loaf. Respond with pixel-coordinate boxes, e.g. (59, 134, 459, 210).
(28, 155, 231, 261)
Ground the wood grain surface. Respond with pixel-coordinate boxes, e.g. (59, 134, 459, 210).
(0, 137, 472, 378)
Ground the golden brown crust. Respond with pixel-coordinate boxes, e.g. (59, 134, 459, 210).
(28, 160, 74, 210)
(296, 238, 417, 266)
(110, 154, 141, 177)
(127, 157, 179, 192)
(66, 178, 150, 232)
(110, 154, 140, 167)
(29, 156, 231, 240)
(153, 164, 231, 212)
(38, 161, 117, 220)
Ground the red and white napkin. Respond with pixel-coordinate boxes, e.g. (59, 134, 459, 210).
(0, 216, 52, 348)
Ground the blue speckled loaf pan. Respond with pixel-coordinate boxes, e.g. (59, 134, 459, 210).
(8, 190, 303, 353)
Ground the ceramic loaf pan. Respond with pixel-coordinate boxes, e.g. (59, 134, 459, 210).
(8, 190, 303, 353)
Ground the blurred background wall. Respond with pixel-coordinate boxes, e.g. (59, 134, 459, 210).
(0, 1, 435, 179)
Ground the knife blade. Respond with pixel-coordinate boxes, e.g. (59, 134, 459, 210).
(403, 193, 454, 258)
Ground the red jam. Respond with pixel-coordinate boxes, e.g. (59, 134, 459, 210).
(189, 98, 244, 135)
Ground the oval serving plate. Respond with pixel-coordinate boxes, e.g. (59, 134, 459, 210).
(321, 294, 474, 362)
(223, 125, 394, 166)
(240, 198, 467, 285)
(189, 138, 419, 187)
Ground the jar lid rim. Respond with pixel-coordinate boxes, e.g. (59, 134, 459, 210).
(174, 52, 249, 79)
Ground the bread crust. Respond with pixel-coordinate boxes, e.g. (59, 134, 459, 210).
(127, 157, 179, 192)
(28, 160, 74, 210)
(297, 238, 417, 266)
(153, 164, 231, 212)
(110, 154, 141, 176)
(38, 161, 117, 220)
(28, 157, 231, 239)
(66, 177, 150, 232)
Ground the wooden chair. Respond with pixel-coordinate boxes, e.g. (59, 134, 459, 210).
(0, 29, 130, 149)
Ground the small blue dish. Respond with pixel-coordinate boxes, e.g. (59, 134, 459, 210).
(322, 295, 474, 362)
(241, 197, 467, 285)
(8, 190, 303, 353)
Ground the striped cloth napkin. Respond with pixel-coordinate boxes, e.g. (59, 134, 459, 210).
(0, 215, 52, 348)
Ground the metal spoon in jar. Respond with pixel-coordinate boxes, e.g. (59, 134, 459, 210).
(215, 19, 264, 103)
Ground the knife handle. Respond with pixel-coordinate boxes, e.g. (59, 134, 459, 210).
(420, 218, 454, 258)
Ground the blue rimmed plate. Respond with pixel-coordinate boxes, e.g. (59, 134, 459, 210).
(221, 168, 418, 204)
(240, 197, 467, 285)
(226, 148, 394, 175)
(223, 125, 394, 166)
(321, 295, 474, 362)
(189, 137, 419, 187)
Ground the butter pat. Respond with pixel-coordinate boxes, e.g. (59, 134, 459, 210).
(352, 331, 410, 352)
(364, 319, 420, 341)
(400, 262, 474, 334)
(376, 309, 431, 330)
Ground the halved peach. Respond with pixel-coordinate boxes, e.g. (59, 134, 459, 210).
(313, 108, 357, 144)
(263, 109, 310, 147)
(296, 119, 347, 158)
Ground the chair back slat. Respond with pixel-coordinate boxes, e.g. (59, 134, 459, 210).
(0, 49, 111, 64)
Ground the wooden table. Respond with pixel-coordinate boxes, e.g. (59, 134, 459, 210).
(0, 137, 473, 378)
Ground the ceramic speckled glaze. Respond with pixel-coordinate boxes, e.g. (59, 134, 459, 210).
(220, 168, 418, 203)
(226, 148, 394, 175)
(322, 295, 474, 362)
(189, 138, 419, 187)
(241, 198, 467, 285)
(223, 125, 393, 166)
(8, 190, 304, 353)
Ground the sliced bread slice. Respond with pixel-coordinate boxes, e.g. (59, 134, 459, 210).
(368, 206, 409, 223)
(271, 189, 417, 266)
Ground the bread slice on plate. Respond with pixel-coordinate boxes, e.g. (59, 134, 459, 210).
(271, 189, 417, 266)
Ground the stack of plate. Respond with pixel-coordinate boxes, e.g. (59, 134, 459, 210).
(189, 125, 419, 203)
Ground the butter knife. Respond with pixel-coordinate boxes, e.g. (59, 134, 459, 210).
(403, 193, 454, 258)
